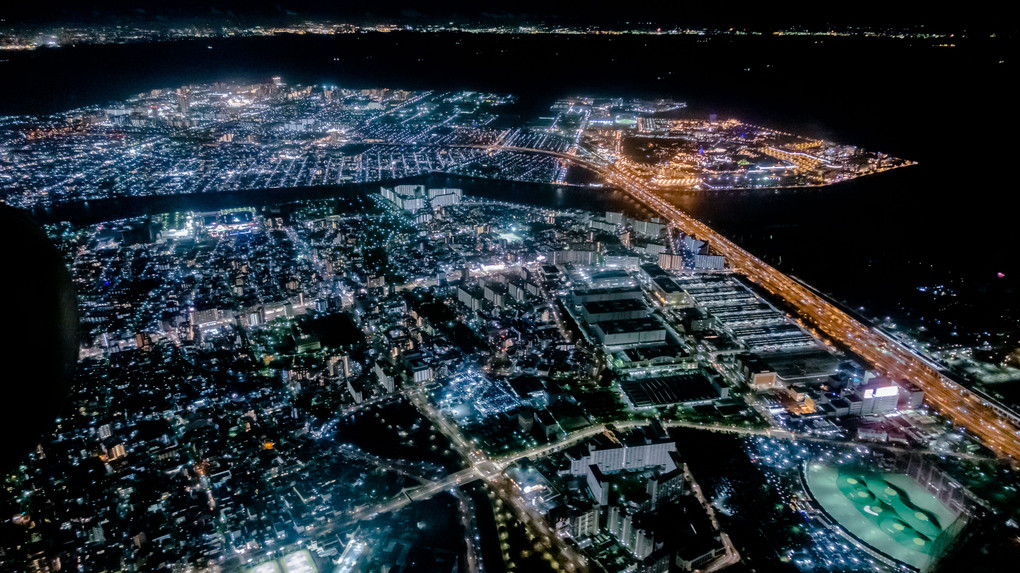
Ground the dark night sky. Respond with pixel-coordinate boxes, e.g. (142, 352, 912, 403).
(0, 1, 1012, 32)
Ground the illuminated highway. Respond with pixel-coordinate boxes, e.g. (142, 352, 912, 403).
(485, 142, 1020, 463)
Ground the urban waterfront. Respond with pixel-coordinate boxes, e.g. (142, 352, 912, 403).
(4, 32, 1015, 360)
(2, 15, 1018, 573)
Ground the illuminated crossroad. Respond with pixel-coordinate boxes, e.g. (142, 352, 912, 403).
(333, 412, 992, 536)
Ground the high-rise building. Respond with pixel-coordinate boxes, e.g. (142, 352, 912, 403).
(858, 377, 900, 415)
(328, 354, 350, 378)
(176, 88, 191, 115)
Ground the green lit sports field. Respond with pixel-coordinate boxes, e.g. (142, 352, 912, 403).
(804, 462, 961, 570)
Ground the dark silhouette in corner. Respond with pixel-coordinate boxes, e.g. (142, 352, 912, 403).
(1, 205, 78, 472)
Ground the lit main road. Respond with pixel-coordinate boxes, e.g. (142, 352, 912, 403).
(495, 143, 1020, 463)
(405, 386, 591, 571)
(339, 414, 991, 530)
(340, 421, 768, 522)
(343, 466, 483, 524)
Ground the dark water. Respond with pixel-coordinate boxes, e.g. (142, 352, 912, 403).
(26, 175, 653, 225)
(671, 168, 1019, 335)
(3, 32, 1016, 339)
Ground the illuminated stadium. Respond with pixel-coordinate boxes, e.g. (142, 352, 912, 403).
(803, 462, 964, 570)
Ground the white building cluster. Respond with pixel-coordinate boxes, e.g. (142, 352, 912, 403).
(379, 184, 463, 221)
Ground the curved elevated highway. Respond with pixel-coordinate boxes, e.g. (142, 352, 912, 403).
(480, 143, 1020, 463)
